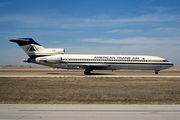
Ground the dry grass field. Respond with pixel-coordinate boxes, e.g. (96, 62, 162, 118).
(0, 77, 180, 104)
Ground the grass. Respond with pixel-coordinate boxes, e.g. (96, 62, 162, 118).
(0, 77, 180, 104)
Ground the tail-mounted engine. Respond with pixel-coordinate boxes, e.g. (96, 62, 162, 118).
(24, 56, 62, 63)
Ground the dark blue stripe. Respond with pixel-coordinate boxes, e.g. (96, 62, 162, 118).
(29, 55, 50, 58)
(60, 61, 173, 66)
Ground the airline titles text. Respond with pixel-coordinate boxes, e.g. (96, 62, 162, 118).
(94, 56, 140, 60)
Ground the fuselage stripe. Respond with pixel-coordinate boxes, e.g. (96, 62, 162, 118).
(61, 61, 173, 66)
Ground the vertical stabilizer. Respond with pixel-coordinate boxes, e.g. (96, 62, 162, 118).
(9, 38, 45, 57)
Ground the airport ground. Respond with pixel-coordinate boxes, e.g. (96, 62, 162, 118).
(0, 66, 180, 119)
(0, 65, 180, 77)
(1, 104, 180, 120)
(0, 66, 180, 104)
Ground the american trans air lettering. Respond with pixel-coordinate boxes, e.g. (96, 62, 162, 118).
(9, 38, 173, 75)
(94, 56, 139, 60)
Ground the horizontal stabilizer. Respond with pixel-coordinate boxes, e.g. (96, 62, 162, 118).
(9, 38, 41, 46)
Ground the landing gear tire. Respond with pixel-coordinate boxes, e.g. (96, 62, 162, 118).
(84, 71, 91, 75)
(84, 69, 93, 75)
(155, 70, 159, 75)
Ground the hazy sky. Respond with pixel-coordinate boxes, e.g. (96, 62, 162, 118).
(0, 0, 180, 65)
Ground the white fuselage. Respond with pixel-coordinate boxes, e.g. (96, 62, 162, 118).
(31, 54, 173, 71)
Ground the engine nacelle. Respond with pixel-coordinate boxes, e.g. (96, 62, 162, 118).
(42, 48, 65, 54)
(35, 56, 62, 63)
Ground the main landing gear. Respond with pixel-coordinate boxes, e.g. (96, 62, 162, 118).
(155, 70, 159, 75)
(84, 69, 93, 75)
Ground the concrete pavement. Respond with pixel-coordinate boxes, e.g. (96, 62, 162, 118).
(0, 104, 180, 120)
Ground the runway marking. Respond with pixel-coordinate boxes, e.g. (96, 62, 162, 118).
(0, 75, 180, 77)
(1, 105, 180, 120)
(19, 110, 180, 113)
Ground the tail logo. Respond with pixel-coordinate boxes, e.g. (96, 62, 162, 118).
(25, 45, 40, 51)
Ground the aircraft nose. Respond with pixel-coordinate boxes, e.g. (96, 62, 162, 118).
(171, 63, 174, 67)
(169, 62, 174, 67)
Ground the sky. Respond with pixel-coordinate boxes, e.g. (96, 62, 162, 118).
(0, 0, 180, 65)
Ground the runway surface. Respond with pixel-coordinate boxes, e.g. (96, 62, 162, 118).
(0, 66, 180, 77)
(0, 104, 180, 120)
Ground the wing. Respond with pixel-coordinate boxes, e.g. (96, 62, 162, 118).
(66, 62, 111, 70)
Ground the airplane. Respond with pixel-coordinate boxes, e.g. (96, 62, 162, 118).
(9, 38, 174, 75)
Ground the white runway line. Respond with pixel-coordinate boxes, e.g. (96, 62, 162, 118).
(1, 105, 180, 120)
(0, 75, 180, 77)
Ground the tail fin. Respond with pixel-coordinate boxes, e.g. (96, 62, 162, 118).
(9, 38, 45, 57)
(10, 38, 65, 58)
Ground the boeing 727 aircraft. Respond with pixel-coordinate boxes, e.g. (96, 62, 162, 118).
(10, 38, 173, 75)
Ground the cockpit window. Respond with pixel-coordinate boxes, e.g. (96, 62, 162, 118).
(163, 60, 169, 62)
